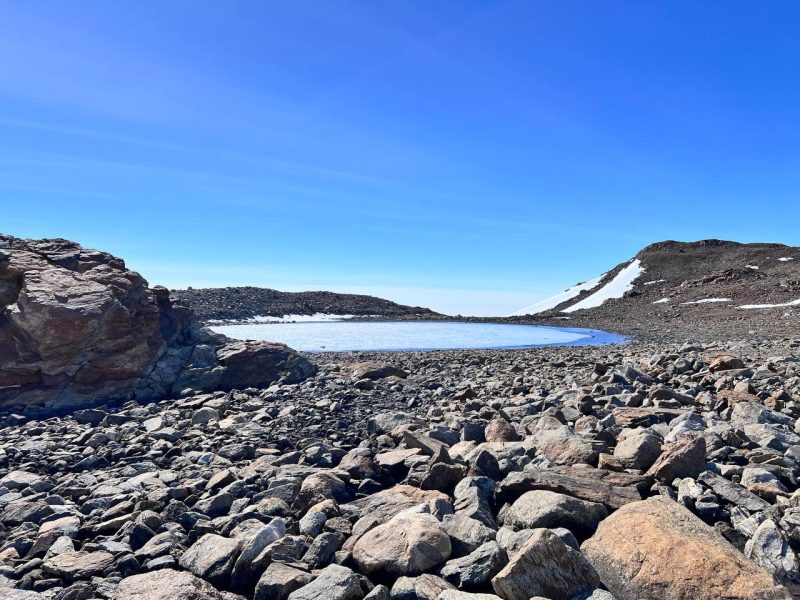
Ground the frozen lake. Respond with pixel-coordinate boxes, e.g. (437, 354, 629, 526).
(210, 320, 626, 352)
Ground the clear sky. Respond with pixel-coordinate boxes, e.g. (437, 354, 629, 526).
(2, 1, 799, 316)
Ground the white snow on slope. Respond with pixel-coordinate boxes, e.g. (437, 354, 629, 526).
(779, 257, 794, 262)
(562, 259, 644, 313)
(507, 275, 604, 316)
(746, 264, 759, 270)
(738, 299, 800, 309)
(653, 298, 670, 304)
(681, 298, 731, 305)
(644, 279, 666, 286)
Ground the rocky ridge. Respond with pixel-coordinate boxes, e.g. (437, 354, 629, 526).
(0, 235, 315, 413)
(509, 239, 800, 341)
(174, 287, 440, 323)
(2, 339, 800, 599)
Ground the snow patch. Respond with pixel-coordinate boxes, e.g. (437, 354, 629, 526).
(779, 257, 794, 262)
(653, 298, 670, 304)
(508, 275, 604, 316)
(644, 279, 666, 286)
(562, 260, 644, 313)
(242, 313, 360, 324)
(738, 299, 800, 309)
(681, 298, 731, 305)
(746, 265, 759, 270)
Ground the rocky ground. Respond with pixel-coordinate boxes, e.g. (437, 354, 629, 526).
(2, 338, 800, 599)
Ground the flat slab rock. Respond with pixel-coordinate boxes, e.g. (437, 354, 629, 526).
(581, 496, 791, 600)
(496, 466, 649, 510)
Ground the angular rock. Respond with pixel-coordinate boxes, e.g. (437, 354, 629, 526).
(645, 435, 706, 482)
(697, 471, 770, 512)
(744, 519, 800, 588)
(287, 564, 364, 600)
(442, 514, 497, 556)
(613, 428, 663, 471)
(255, 563, 312, 600)
(178, 533, 241, 586)
(491, 529, 599, 600)
(439, 541, 507, 588)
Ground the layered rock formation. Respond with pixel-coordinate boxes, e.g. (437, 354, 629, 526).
(0, 235, 314, 411)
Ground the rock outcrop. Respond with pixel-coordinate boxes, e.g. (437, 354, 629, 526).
(0, 234, 314, 411)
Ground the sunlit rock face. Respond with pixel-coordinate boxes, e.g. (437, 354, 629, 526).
(0, 234, 314, 412)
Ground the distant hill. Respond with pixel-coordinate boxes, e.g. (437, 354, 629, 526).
(173, 286, 440, 322)
(508, 239, 800, 339)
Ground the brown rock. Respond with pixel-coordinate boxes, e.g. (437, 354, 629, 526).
(581, 496, 791, 600)
(0, 235, 315, 411)
(709, 355, 746, 372)
(484, 417, 520, 443)
(349, 361, 408, 380)
(113, 569, 228, 599)
(42, 550, 114, 580)
(645, 435, 706, 482)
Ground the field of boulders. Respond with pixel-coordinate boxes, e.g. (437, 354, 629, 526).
(1, 338, 800, 600)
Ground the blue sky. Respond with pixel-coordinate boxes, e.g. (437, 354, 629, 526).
(2, 1, 799, 315)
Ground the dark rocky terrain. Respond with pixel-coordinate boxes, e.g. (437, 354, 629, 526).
(508, 240, 800, 342)
(2, 340, 800, 599)
(2, 234, 800, 600)
(174, 287, 440, 323)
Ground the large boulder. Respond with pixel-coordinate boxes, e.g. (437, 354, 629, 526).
(113, 569, 228, 599)
(352, 512, 452, 576)
(0, 234, 315, 411)
(581, 496, 791, 600)
(178, 533, 241, 586)
(501, 490, 608, 536)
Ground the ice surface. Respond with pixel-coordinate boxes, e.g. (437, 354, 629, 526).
(562, 259, 644, 313)
(210, 321, 626, 352)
